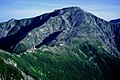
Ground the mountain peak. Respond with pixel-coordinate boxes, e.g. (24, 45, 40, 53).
(58, 6, 82, 11)
(0, 6, 120, 80)
(0, 6, 120, 59)
(52, 6, 84, 15)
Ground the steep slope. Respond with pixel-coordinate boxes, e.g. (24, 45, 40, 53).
(109, 19, 120, 54)
(0, 7, 120, 80)
(0, 7, 119, 58)
(0, 43, 120, 80)
(0, 50, 24, 80)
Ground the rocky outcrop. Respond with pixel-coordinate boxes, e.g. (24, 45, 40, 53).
(109, 19, 120, 56)
(0, 7, 120, 58)
(0, 7, 120, 80)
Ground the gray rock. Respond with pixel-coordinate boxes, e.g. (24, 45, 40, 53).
(0, 7, 119, 58)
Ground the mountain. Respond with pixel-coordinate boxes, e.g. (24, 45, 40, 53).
(0, 7, 119, 56)
(109, 19, 120, 56)
(110, 18, 120, 24)
(0, 7, 120, 80)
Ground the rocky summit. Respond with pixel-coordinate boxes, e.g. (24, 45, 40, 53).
(0, 7, 120, 80)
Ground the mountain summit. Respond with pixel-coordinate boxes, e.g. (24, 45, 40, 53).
(0, 7, 120, 80)
(0, 7, 119, 57)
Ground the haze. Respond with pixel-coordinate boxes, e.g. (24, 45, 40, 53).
(0, 0, 120, 22)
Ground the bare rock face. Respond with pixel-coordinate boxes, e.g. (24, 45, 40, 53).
(0, 7, 119, 57)
(109, 19, 120, 53)
(0, 7, 120, 80)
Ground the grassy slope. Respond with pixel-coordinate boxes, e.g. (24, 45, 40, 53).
(0, 40, 120, 80)
(12, 50, 103, 80)
(0, 55, 24, 80)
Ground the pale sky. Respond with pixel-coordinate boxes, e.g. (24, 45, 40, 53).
(0, 0, 120, 22)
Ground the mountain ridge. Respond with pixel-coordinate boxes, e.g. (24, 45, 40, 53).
(0, 6, 120, 80)
(0, 7, 119, 58)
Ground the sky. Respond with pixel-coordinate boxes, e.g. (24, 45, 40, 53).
(0, 0, 120, 22)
